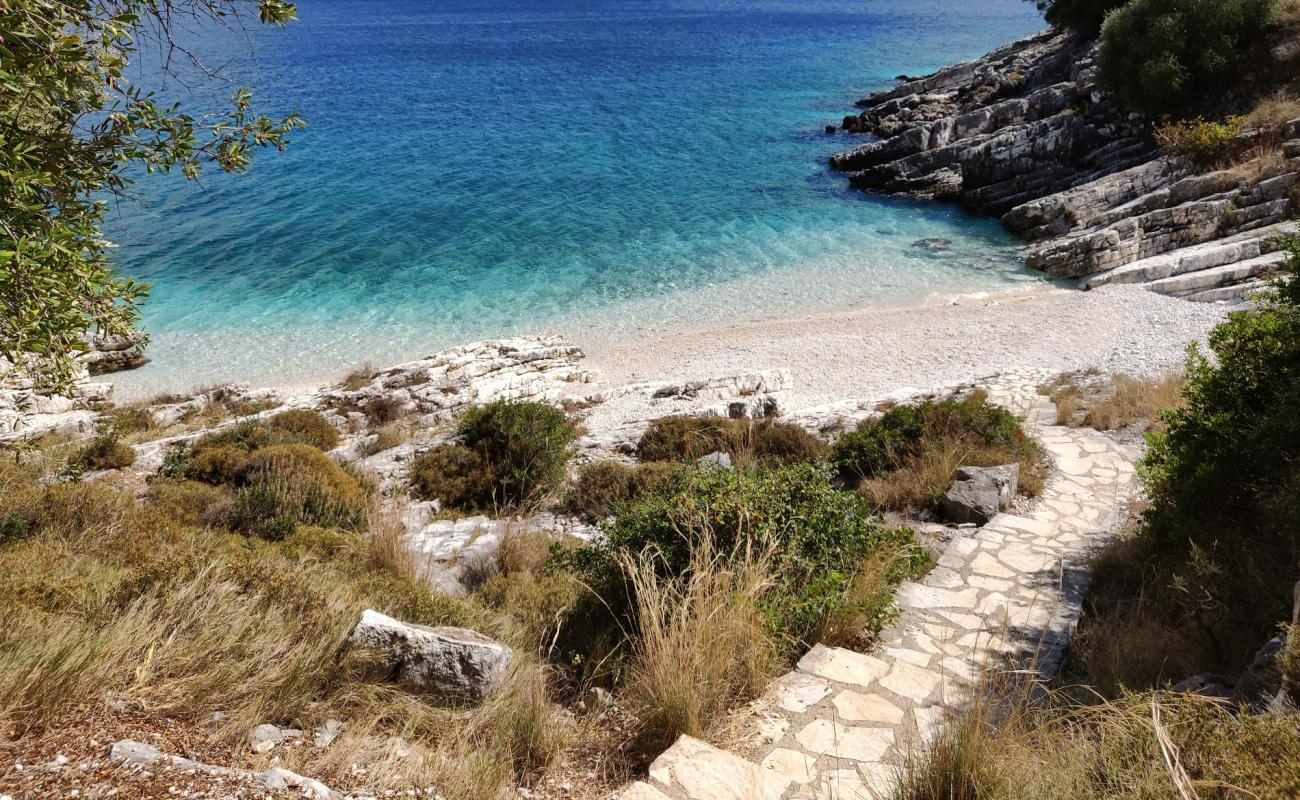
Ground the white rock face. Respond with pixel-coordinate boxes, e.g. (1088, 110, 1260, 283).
(347, 609, 513, 703)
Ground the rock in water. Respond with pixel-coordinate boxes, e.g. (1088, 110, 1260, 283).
(942, 464, 1019, 525)
(347, 609, 513, 703)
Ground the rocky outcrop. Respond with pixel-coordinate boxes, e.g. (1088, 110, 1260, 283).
(942, 464, 1020, 525)
(84, 332, 149, 375)
(832, 31, 1300, 304)
(347, 609, 513, 703)
(0, 357, 113, 440)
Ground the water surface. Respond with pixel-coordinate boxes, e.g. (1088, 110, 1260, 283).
(105, 0, 1047, 395)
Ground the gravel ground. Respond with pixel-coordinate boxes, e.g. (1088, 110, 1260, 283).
(574, 284, 1228, 437)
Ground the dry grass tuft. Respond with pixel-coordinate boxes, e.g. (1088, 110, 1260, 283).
(617, 534, 781, 757)
(894, 672, 1300, 800)
(1049, 373, 1185, 432)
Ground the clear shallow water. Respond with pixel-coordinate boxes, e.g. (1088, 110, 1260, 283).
(105, 0, 1047, 396)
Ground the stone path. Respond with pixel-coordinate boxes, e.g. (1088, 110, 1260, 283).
(618, 369, 1144, 800)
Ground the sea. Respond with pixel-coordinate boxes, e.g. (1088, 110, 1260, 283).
(103, 0, 1049, 396)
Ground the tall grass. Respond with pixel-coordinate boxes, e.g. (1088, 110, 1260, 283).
(894, 671, 1300, 800)
(0, 461, 568, 799)
(617, 533, 782, 757)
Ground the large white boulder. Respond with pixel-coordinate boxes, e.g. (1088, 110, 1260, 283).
(347, 609, 513, 703)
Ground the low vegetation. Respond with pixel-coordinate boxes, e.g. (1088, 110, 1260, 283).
(71, 432, 136, 472)
(409, 399, 577, 513)
(1044, 372, 1185, 431)
(0, 458, 566, 799)
(895, 678, 1300, 800)
(562, 460, 678, 523)
(1154, 116, 1244, 166)
(557, 463, 929, 658)
(832, 391, 1045, 513)
(636, 415, 829, 467)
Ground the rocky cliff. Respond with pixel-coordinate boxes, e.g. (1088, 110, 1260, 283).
(832, 30, 1300, 303)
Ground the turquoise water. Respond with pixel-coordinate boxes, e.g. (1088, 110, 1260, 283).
(105, 0, 1048, 395)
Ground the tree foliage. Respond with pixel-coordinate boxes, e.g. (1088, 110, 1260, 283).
(1030, 0, 1127, 36)
(1096, 0, 1273, 116)
(0, 0, 305, 389)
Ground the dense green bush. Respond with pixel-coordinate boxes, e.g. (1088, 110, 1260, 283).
(562, 460, 678, 522)
(1097, 0, 1272, 116)
(832, 392, 1028, 482)
(556, 463, 927, 651)
(72, 432, 136, 472)
(1032, 0, 1127, 36)
(229, 444, 370, 539)
(407, 401, 576, 512)
(408, 444, 497, 511)
(456, 400, 576, 508)
(637, 416, 829, 466)
(1121, 238, 1300, 667)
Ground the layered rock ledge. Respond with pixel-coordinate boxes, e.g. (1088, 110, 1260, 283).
(832, 30, 1300, 303)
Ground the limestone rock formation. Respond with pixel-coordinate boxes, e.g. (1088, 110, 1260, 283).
(832, 31, 1300, 305)
(942, 464, 1020, 525)
(347, 609, 513, 703)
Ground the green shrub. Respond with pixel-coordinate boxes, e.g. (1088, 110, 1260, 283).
(73, 432, 137, 472)
(556, 463, 928, 652)
(171, 413, 341, 485)
(1154, 116, 1244, 166)
(832, 392, 1042, 514)
(833, 392, 1027, 481)
(265, 409, 339, 451)
(1097, 0, 1272, 116)
(456, 401, 576, 509)
(562, 460, 678, 522)
(229, 444, 370, 539)
(1111, 240, 1300, 675)
(1032, 0, 1127, 36)
(637, 416, 829, 466)
(409, 444, 497, 511)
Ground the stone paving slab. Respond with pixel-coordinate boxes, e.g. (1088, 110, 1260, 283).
(622, 369, 1143, 800)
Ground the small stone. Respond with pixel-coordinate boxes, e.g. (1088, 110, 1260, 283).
(831, 691, 905, 724)
(249, 723, 302, 753)
(313, 719, 344, 749)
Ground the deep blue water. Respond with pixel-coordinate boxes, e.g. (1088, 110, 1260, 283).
(105, 0, 1047, 394)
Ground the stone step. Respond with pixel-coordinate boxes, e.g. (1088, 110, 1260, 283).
(1145, 251, 1289, 295)
(626, 735, 790, 800)
(1185, 279, 1270, 304)
(1081, 220, 1298, 289)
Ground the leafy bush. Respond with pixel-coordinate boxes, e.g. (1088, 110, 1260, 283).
(562, 460, 678, 522)
(1154, 116, 1244, 166)
(1093, 240, 1300, 676)
(409, 444, 497, 511)
(265, 409, 339, 451)
(1032, 0, 1127, 36)
(229, 444, 370, 539)
(456, 401, 576, 509)
(168, 412, 340, 484)
(637, 416, 829, 466)
(556, 463, 927, 651)
(72, 433, 136, 472)
(831, 392, 1041, 512)
(1097, 0, 1272, 116)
